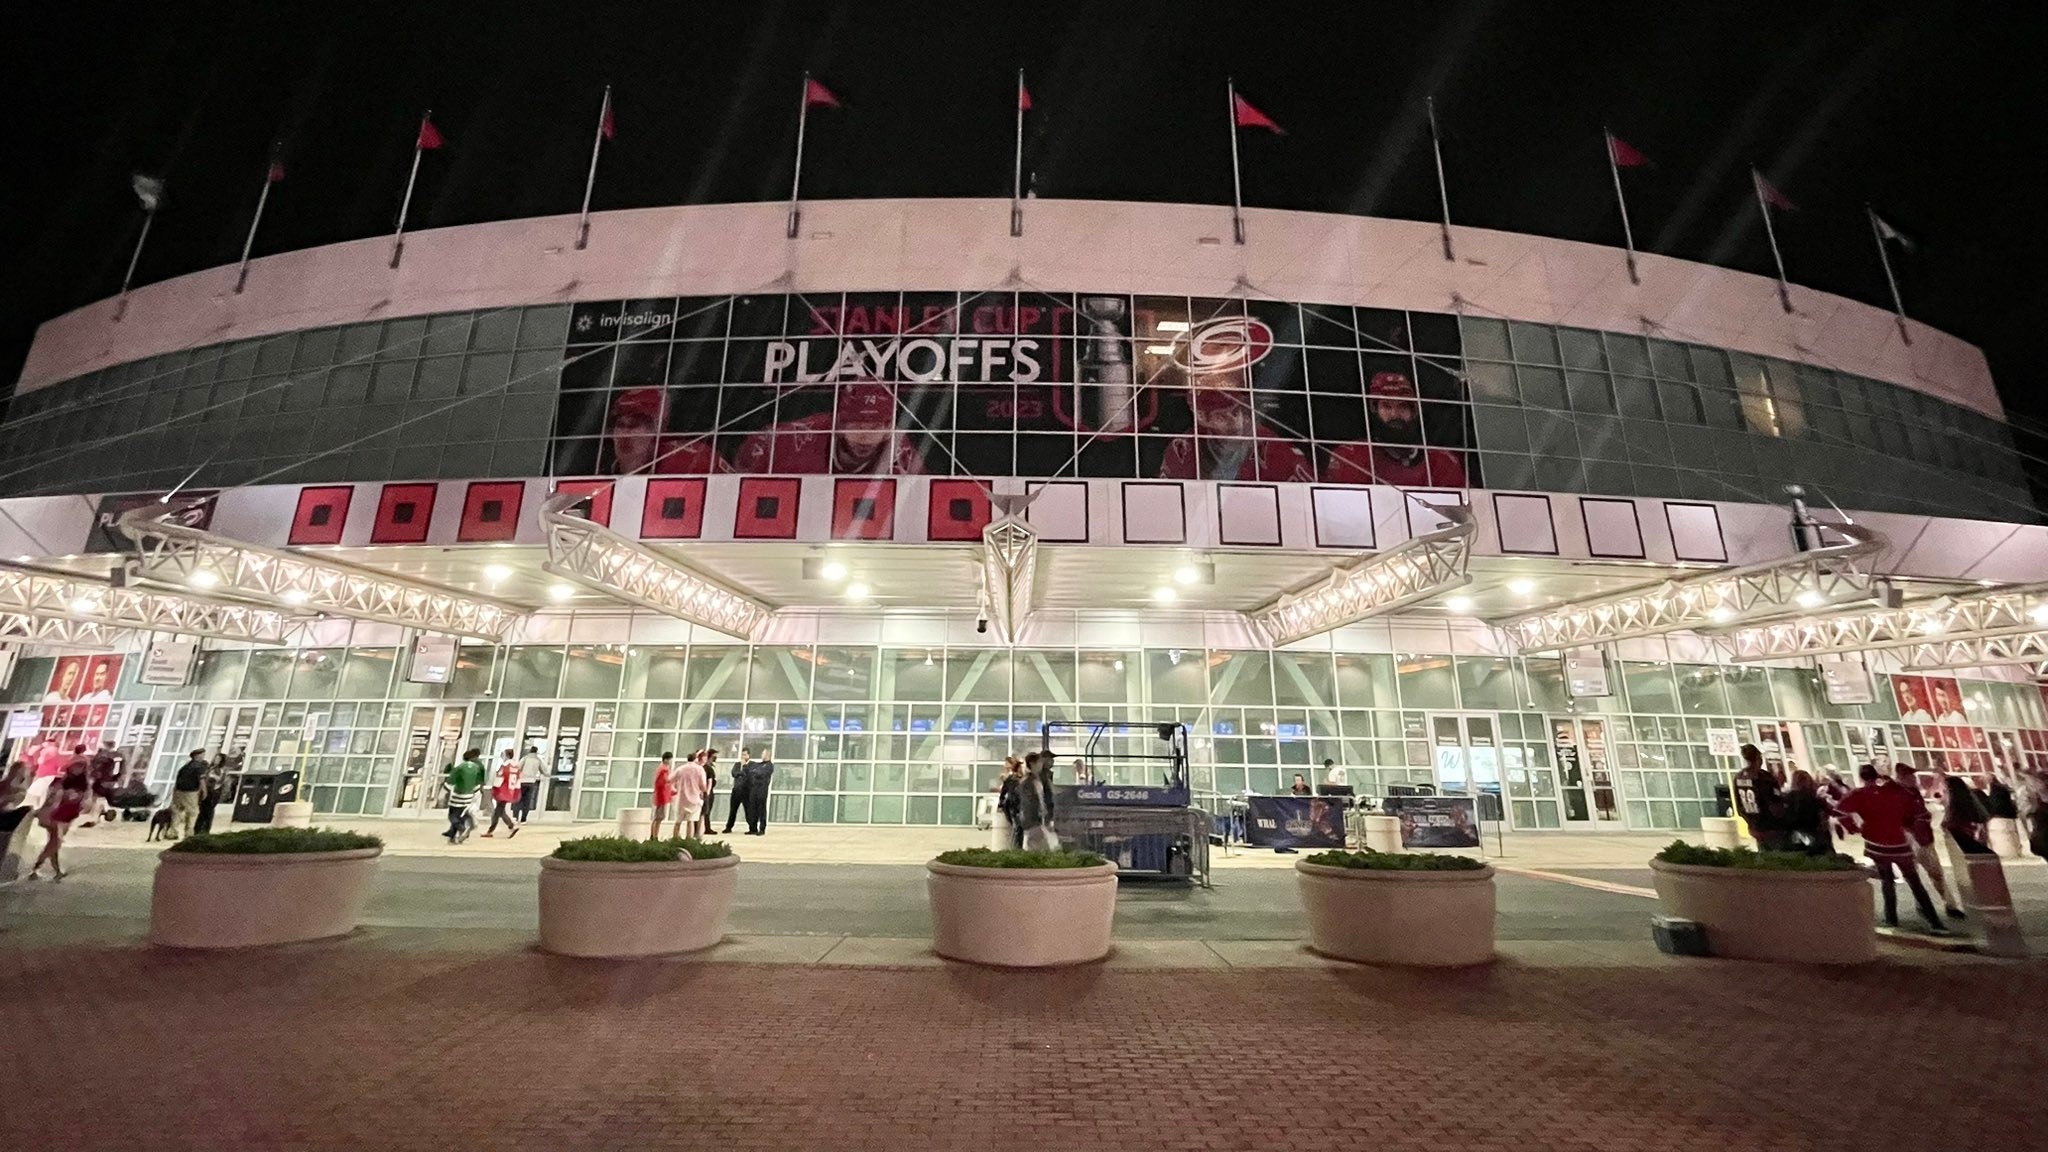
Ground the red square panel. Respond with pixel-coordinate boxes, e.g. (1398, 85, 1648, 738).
(458, 481, 525, 543)
(551, 480, 614, 528)
(641, 478, 707, 540)
(289, 486, 354, 546)
(833, 479, 896, 540)
(926, 480, 991, 541)
(734, 477, 801, 539)
(370, 483, 439, 545)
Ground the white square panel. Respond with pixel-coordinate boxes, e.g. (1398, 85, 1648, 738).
(1121, 483, 1186, 544)
(1310, 487, 1376, 549)
(1665, 502, 1728, 563)
(1580, 498, 1645, 559)
(1024, 481, 1089, 542)
(1492, 493, 1558, 555)
(1217, 484, 1282, 546)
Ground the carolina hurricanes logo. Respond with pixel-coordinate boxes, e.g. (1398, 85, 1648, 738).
(1173, 316, 1274, 375)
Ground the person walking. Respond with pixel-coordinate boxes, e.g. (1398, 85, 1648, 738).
(193, 760, 226, 836)
(484, 751, 523, 838)
(168, 749, 208, 840)
(1839, 763, 1948, 934)
(992, 756, 1023, 850)
(1731, 743, 1785, 850)
(26, 763, 90, 881)
(1893, 764, 1965, 919)
(516, 745, 545, 821)
(442, 748, 486, 844)
(1015, 751, 1059, 851)
(1942, 774, 1994, 857)
(1, 760, 33, 883)
(80, 741, 122, 828)
(1781, 770, 1832, 855)
(23, 738, 66, 811)
(651, 752, 680, 840)
(674, 750, 709, 840)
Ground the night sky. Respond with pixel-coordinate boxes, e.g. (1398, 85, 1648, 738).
(2, 2, 2040, 494)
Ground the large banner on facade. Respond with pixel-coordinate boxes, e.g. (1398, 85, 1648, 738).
(548, 293, 1478, 487)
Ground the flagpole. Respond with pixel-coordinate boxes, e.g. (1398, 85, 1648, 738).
(234, 151, 278, 294)
(1226, 78, 1246, 245)
(576, 86, 611, 251)
(113, 207, 156, 322)
(391, 111, 429, 270)
(1427, 96, 1453, 262)
(1752, 167, 1792, 313)
(787, 73, 812, 240)
(1604, 128, 1639, 286)
(1867, 205, 1912, 345)
(1010, 69, 1026, 238)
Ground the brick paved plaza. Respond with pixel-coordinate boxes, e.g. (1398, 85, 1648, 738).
(5, 915, 2046, 1151)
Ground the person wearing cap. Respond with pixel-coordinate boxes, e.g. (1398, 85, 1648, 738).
(733, 379, 925, 475)
(1158, 386, 1314, 482)
(604, 387, 722, 475)
(1323, 371, 1468, 487)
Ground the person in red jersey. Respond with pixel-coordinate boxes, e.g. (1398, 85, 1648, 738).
(1323, 371, 1468, 487)
(606, 388, 724, 475)
(1838, 763, 1948, 934)
(1159, 387, 1314, 482)
(733, 380, 925, 475)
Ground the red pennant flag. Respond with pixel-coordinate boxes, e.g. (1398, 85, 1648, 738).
(804, 78, 840, 108)
(601, 98, 616, 141)
(1019, 83, 1033, 112)
(417, 116, 445, 151)
(1608, 134, 1650, 168)
(1757, 173, 1796, 212)
(1233, 92, 1284, 134)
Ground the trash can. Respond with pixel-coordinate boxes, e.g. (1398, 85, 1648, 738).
(1711, 784, 1732, 818)
(617, 807, 653, 840)
(1364, 815, 1402, 853)
(231, 770, 301, 824)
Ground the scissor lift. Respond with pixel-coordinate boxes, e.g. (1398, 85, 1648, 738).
(1041, 720, 1209, 886)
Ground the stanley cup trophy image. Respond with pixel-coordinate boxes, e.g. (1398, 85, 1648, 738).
(1076, 295, 1134, 433)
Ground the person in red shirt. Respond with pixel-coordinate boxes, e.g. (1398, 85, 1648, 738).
(1158, 387, 1314, 482)
(651, 752, 680, 840)
(1892, 763, 1965, 919)
(1322, 371, 1468, 488)
(732, 380, 925, 475)
(483, 750, 522, 839)
(1838, 763, 1947, 933)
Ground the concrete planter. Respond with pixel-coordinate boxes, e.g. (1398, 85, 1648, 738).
(537, 853, 739, 958)
(1650, 858, 1874, 964)
(1295, 861, 1497, 966)
(149, 847, 380, 949)
(926, 859, 1118, 967)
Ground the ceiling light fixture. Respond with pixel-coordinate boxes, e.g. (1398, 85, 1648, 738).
(281, 589, 310, 606)
(1707, 605, 1736, 624)
(483, 564, 512, 583)
(547, 583, 576, 602)
(188, 570, 220, 588)
(1445, 595, 1474, 613)
(1795, 589, 1823, 609)
(1508, 578, 1536, 596)
(1173, 565, 1200, 585)
(845, 582, 870, 600)
(820, 560, 848, 581)
(69, 596, 99, 614)
(1152, 586, 1177, 603)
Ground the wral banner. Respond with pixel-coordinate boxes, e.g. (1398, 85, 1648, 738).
(1384, 795, 1482, 848)
(1243, 795, 1347, 849)
(549, 291, 1479, 486)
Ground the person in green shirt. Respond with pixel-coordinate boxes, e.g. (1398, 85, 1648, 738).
(442, 748, 487, 843)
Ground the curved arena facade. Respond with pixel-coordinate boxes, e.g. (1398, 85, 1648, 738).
(3, 198, 2044, 833)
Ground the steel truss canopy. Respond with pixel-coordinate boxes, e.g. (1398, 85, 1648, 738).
(1725, 580, 2048, 663)
(118, 500, 521, 642)
(1, 610, 133, 649)
(1, 560, 301, 644)
(979, 515, 1038, 644)
(1498, 522, 1885, 654)
(540, 492, 770, 640)
(1250, 504, 1474, 648)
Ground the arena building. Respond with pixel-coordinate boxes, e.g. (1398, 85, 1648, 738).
(2, 197, 2044, 833)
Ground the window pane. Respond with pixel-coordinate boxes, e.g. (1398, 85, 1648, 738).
(1395, 655, 1457, 710)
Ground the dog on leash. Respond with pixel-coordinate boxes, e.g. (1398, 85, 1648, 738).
(146, 808, 174, 842)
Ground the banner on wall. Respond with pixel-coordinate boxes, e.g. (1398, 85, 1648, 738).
(1818, 653, 1875, 705)
(1564, 647, 1611, 697)
(86, 491, 217, 553)
(140, 639, 199, 686)
(408, 633, 458, 685)
(1384, 795, 1482, 848)
(547, 293, 1480, 488)
(1242, 795, 1347, 849)
(43, 653, 122, 703)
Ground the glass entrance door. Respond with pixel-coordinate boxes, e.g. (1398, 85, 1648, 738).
(1430, 715, 1504, 823)
(388, 705, 469, 816)
(515, 703, 591, 819)
(1550, 717, 1621, 827)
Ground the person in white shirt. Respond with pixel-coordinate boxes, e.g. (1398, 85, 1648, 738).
(1323, 758, 1346, 787)
(515, 745, 546, 821)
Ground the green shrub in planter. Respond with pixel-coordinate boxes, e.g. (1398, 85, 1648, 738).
(934, 847, 1107, 869)
(550, 835, 733, 863)
(1654, 840, 1860, 871)
(1303, 848, 1488, 872)
(167, 827, 383, 854)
